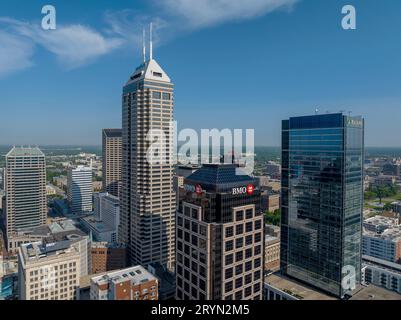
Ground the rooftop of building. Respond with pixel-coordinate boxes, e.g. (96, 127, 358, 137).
(20, 240, 79, 263)
(6, 146, 45, 158)
(265, 273, 337, 300)
(103, 128, 122, 138)
(126, 58, 171, 85)
(185, 164, 256, 190)
(265, 235, 280, 244)
(363, 255, 401, 274)
(91, 265, 157, 287)
(363, 215, 399, 227)
(266, 273, 401, 300)
(81, 216, 115, 233)
(363, 226, 401, 241)
(147, 262, 175, 293)
(91, 242, 126, 249)
(94, 192, 119, 204)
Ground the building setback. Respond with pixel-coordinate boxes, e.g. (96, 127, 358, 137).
(176, 164, 264, 300)
(5, 147, 47, 250)
(281, 113, 364, 298)
(120, 39, 175, 270)
(102, 129, 122, 198)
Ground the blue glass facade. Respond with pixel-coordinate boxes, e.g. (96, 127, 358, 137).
(281, 113, 364, 298)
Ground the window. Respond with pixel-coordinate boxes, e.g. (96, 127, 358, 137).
(236, 224, 244, 235)
(225, 268, 233, 279)
(225, 254, 234, 265)
(245, 286, 252, 297)
(246, 222, 253, 233)
(192, 208, 199, 219)
(162, 92, 171, 100)
(235, 291, 243, 300)
(152, 91, 161, 99)
(255, 232, 262, 243)
(246, 209, 253, 219)
(225, 226, 234, 238)
(192, 222, 198, 233)
(254, 258, 261, 268)
(254, 245, 261, 255)
(153, 72, 163, 78)
(235, 264, 243, 275)
(236, 251, 243, 262)
(254, 220, 262, 230)
(225, 240, 234, 251)
(225, 281, 233, 292)
(177, 229, 183, 239)
(236, 211, 244, 221)
(235, 238, 243, 249)
(235, 278, 243, 289)
(254, 271, 261, 280)
(192, 235, 198, 246)
(245, 235, 253, 245)
(245, 248, 252, 259)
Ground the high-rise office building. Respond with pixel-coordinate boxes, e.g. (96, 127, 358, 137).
(281, 113, 364, 298)
(120, 30, 175, 270)
(176, 164, 264, 300)
(102, 129, 122, 198)
(67, 166, 93, 215)
(5, 147, 47, 250)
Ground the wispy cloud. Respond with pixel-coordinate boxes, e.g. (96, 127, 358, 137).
(0, 17, 123, 70)
(0, 0, 298, 76)
(0, 29, 35, 77)
(155, 0, 298, 29)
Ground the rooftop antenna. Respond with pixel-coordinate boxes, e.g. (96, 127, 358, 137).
(142, 28, 146, 63)
(150, 22, 153, 61)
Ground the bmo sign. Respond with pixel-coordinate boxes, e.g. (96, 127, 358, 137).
(232, 184, 255, 196)
(184, 184, 203, 195)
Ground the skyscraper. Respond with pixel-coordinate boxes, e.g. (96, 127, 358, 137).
(281, 113, 364, 298)
(120, 27, 175, 270)
(176, 164, 264, 300)
(67, 166, 93, 215)
(102, 129, 122, 198)
(5, 147, 47, 250)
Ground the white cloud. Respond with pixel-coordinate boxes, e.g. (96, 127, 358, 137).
(155, 0, 298, 28)
(0, 17, 124, 70)
(0, 30, 34, 77)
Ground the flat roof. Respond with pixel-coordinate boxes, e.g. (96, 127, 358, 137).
(91, 265, 157, 287)
(265, 273, 336, 300)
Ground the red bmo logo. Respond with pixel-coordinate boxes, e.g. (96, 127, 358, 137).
(246, 184, 255, 195)
(195, 184, 203, 195)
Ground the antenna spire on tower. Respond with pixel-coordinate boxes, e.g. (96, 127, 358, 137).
(150, 22, 153, 61)
(142, 28, 146, 63)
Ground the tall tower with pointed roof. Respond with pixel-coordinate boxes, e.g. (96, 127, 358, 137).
(120, 26, 175, 270)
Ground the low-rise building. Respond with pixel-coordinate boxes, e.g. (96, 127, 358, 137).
(265, 235, 280, 272)
(363, 216, 399, 234)
(18, 241, 81, 300)
(362, 255, 401, 295)
(90, 242, 127, 274)
(90, 266, 158, 300)
(363, 227, 401, 263)
(264, 273, 401, 300)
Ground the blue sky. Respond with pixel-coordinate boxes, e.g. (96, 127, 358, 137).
(0, 0, 401, 146)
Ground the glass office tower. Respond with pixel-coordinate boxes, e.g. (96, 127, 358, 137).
(280, 113, 364, 298)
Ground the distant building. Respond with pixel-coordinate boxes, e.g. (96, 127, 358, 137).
(90, 242, 127, 274)
(0, 256, 18, 300)
(53, 176, 67, 191)
(18, 241, 81, 300)
(174, 165, 200, 192)
(265, 161, 281, 178)
(265, 224, 281, 238)
(363, 227, 401, 263)
(102, 129, 122, 198)
(93, 192, 120, 240)
(363, 216, 399, 234)
(261, 191, 280, 212)
(383, 163, 401, 177)
(392, 202, 401, 215)
(265, 235, 280, 272)
(46, 184, 57, 196)
(5, 147, 47, 251)
(67, 166, 93, 215)
(176, 164, 264, 300)
(90, 266, 158, 300)
(371, 175, 396, 188)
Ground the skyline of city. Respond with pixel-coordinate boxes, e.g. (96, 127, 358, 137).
(1, 0, 401, 147)
(3, 0, 401, 309)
